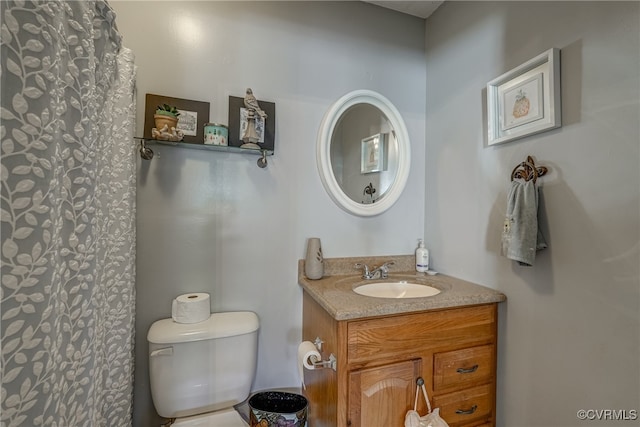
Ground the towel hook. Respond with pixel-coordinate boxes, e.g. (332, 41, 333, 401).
(511, 156, 548, 183)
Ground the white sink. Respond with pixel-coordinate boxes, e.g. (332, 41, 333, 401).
(353, 281, 441, 298)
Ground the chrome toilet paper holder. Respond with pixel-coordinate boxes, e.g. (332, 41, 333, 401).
(311, 336, 337, 371)
(310, 353, 336, 371)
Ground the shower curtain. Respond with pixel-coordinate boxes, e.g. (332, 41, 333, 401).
(1, 1, 136, 426)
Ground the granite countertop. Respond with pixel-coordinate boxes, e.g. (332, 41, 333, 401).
(298, 255, 506, 321)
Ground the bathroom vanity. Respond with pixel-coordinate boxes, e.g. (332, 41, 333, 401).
(299, 256, 506, 427)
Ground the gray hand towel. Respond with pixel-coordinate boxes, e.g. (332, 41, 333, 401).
(501, 180, 547, 266)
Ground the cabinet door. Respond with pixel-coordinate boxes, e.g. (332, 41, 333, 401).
(348, 359, 421, 427)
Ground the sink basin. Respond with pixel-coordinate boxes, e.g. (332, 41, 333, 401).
(353, 281, 441, 298)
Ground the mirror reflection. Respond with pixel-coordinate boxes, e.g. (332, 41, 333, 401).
(330, 104, 399, 204)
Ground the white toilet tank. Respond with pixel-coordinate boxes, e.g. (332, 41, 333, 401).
(147, 311, 259, 419)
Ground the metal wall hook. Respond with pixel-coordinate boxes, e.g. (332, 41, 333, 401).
(139, 139, 154, 160)
(363, 182, 376, 196)
(511, 155, 548, 182)
(257, 150, 268, 168)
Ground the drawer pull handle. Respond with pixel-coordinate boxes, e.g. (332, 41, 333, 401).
(456, 405, 478, 415)
(456, 364, 478, 374)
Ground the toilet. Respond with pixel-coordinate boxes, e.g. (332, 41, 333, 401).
(147, 311, 260, 426)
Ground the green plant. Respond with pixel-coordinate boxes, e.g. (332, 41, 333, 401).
(155, 103, 180, 118)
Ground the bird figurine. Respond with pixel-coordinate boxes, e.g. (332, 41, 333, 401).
(243, 88, 267, 119)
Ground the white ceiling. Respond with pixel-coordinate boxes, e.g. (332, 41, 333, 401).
(364, 1, 444, 19)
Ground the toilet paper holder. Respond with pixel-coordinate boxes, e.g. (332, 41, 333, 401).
(311, 336, 336, 371)
(310, 353, 337, 371)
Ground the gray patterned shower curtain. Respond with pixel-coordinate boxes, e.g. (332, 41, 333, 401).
(1, 1, 136, 425)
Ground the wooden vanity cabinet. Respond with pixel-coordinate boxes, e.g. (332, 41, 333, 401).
(302, 292, 499, 427)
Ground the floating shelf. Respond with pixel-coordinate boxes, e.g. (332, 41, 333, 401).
(135, 137, 272, 168)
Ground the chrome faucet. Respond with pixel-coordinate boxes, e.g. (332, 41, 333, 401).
(355, 261, 395, 280)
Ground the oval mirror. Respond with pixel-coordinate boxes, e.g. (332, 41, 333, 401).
(316, 90, 411, 216)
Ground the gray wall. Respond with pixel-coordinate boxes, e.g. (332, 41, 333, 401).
(110, 1, 426, 425)
(425, 2, 639, 426)
(112, 1, 639, 426)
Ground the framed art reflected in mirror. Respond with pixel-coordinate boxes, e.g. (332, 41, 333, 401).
(361, 133, 387, 174)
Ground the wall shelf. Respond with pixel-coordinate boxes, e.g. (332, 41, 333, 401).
(135, 137, 273, 168)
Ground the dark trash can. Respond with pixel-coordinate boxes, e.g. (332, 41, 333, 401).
(248, 391, 308, 427)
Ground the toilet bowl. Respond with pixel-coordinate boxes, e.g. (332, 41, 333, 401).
(147, 311, 259, 425)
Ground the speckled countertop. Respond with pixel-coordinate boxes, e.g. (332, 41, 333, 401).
(298, 255, 506, 321)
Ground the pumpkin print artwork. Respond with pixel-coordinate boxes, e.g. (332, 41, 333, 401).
(512, 89, 530, 118)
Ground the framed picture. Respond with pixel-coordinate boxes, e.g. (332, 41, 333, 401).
(144, 94, 210, 144)
(228, 96, 276, 151)
(487, 48, 561, 145)
(360, 133, 387, 174)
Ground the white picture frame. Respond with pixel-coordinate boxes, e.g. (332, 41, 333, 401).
(487, 48, 561, 145)
(360, 133, 387, 174)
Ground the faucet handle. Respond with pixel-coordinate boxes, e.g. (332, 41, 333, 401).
(354, 263, 371, 278)
(354, 263, 370, 272)
(380, 260, 395, 269)
(378, 261, 395, 278)
(377, 261, 395, 272)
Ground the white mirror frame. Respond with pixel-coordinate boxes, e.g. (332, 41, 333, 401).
(316, 90, 411, 217)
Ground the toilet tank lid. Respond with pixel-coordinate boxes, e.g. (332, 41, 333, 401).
(147, 311, 259, 344)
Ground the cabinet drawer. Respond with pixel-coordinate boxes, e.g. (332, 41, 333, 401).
(433, 344, 494, 392)
(348, 305, 496, 364)
(432, 384, 492, 426)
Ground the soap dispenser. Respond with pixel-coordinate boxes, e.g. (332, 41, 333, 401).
(415, 239, 429, 273)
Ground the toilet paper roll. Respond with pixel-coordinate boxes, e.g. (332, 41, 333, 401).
(171, 293, 211, 324)
(297, 341, 321, 390)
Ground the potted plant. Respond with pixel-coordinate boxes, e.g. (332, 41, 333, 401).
(154, 103, 180, 132)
